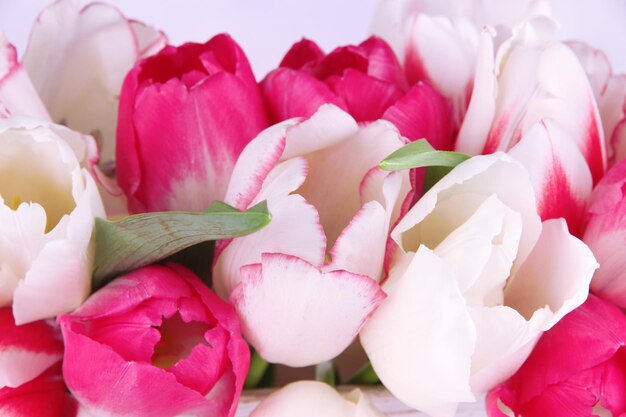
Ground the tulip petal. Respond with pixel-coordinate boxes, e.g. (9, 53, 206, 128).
(261, 68, 345, 122)
(584, 159, 626, 307)
(0, 37, 49, 120)
(224, 122, 287, 211)
(24, 0, 155, 163)
(508, 120, 593, 235)
(0, 308, 63, 389)
(231, 253, 385, 367)
(293, 119, 404, 248)
(214, 194, 327, 298)
(279, 39, 325, 69)
(404, 14, 479, 123)
(129, 21, 167, 58)
(455, 29, 497, 155)
(392, 153, 542, 272)
(250, 381, 385, 417)
(600, 75, 626, 165)
(505, 218, 596, 328)
(0, 363, 77, 417)
(328, 68, 404, 122)
(361, 247, 476, 417)
(468, 305, 539, 394)
(12, 171, 100, 324)
(566, 41, 612, 100)
(328, 170, 409, 281)
(382, 80, 453, 148)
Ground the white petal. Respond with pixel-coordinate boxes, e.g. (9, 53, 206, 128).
(455, 28, 497, 155)
(392, 153, 541, 272)
(231, 253, 385, 367)
(328, 170, 410, 281)
(505, 218, 597, 327)
(508, 119, 592, 233)
(361, 247, 476, 417)
(434, 194, 521, 306)
(24, 0, 159, 163)
(294, 119, 405, 249)
(250, 381, 385, 417)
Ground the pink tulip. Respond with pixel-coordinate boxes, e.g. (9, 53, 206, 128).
(57, 263, 249, 417)
(261, 36, 452, 150)
(116, 34, 268, 213)
(487, 295, 626, 417)
(584, 158, 626, 308)
(214, 105, 408, 367)
(0, 307, 76, 417)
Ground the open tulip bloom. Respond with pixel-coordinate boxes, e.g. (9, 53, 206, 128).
(1, 0, 626, 416)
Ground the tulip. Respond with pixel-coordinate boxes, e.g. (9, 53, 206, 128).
(360, 152, 597, 417)
(262, 36, 452, 150)
(487, 295, 626, 417)
(214, 104, 409, 367)
(584, 158, 626, 308)
(455, 17, 605, 234)
(0, 117, 104, 324)
(0, 307, 76, 417)
(58, 263, 249, 417)
(250, 381, 385, 417)
(371, 0, 550, 124)
(116, 34, 269, 213)
(23, 0, 166, 167)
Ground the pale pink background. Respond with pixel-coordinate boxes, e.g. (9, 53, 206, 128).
(0, 0, 625, 78)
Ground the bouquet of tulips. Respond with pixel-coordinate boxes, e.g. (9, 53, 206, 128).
(1, 0, 625, 416)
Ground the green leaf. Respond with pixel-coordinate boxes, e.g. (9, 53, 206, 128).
(244, 351, 271, 389)
(315, 360, 338, 387)
(380, 139, 470, 171)
(93, 200, 271, 287)
(347, 362, 380, 385)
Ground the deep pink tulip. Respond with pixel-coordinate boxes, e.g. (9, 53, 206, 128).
(261, 36, 452, 151)
(0, 307, 76, 417)
(116, 34, 268, 213)
(58, 263, 250, 417)
(584, 158, 626, 308)
(487, 295, 626, 417)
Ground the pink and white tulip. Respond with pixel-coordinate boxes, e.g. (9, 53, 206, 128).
(371, 0, 550, 124)
(487, 295, 626, 417)
(584, 158, 626, 309)
(116, 34, 269, 213)
(360, 152, 597, 417)
(454, 17, 605, 234)
(0, 307, 76, 417)
(214, 104, 410, 367)
(0, 117, 104, 324)
(58, 263, 249, 417)
(24, 0, 165, 167)
(262, 36, 452, 149)
(250, 381, 385, 417)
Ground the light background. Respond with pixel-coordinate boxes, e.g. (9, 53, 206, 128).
(0, 0, 625, 78)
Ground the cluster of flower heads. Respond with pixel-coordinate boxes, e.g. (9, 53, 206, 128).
(0, 0, 625, 416)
